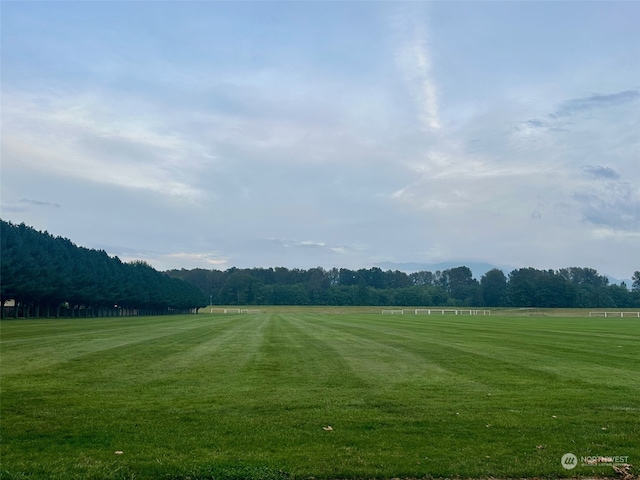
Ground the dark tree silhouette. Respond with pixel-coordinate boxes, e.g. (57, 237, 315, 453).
(1, 220, 206, 318)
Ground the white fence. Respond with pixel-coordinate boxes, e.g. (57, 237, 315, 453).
(414, 309, 490, 315)
(210, 308, 240, 313)
(382, 309, 490, 315)
(210, 308, 262, 314)
(589, 311, 640, 318)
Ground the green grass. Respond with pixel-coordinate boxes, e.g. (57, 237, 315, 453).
(1, 310, 639, 479)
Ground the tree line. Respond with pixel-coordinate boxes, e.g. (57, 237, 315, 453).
(166, 265, 640, 308)
(1, 220, 206, 318)
(2, 219, 638, 317)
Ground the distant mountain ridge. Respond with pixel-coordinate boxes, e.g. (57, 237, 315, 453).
(606, 276, 633, 287)
(376, 261, 632, 286)
(375, 261, 509, 280)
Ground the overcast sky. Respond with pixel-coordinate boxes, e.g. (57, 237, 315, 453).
(1, 1, 639, 279)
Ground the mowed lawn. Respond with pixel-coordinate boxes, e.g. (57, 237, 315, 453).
(1, 311, 639, 479)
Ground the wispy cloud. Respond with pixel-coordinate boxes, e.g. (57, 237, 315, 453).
(265, 237, 365, 258)
(2, 1, 638, 279)
(285, 239, 327, 249)
(550, 90, 640, 118)
(267, 237, 335, 250)
(521, 90, 640, 132)
(574, 181, 640, 230)
(19, 198, 61, 208)
(591, 228, 640, 240)
(1, 91, 207, 202)
(392, 6, 440, 132)
(160, 252, 229, 268)
(1, 198, 61, 214)
(104, 247, 229, 271)
(582, 165, 621, 180)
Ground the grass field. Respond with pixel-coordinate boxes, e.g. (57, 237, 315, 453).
(1, 309, 639, 479)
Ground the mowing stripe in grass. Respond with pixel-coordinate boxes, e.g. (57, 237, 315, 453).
(1, 312, 638, 479)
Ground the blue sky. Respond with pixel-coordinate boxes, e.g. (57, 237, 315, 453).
(2, 1, 639, 279)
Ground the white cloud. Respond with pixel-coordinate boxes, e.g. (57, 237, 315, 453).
(159, 252, 229, 270)
(590, 228, 640, 240)
(2, 90, 207, 202)
(2, 2, 638, 280)
(392, 6, 441, 132)
(116, 251, 229, 272)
